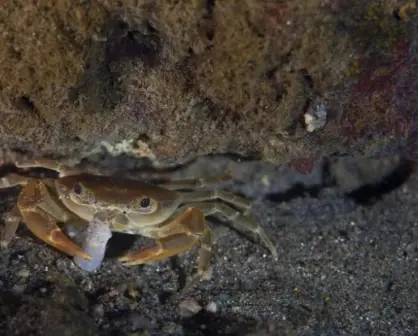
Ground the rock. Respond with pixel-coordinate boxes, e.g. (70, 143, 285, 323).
(15, 268, 30, 279)
(92, 304, 105, 318)
(179, 299, 202, 318)
(206, 301, 217, 313)
(0, 1, 416, 167)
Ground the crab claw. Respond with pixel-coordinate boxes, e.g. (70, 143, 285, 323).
(21, 208, 92, 260)
(17, 180, 92, 260)
(119, 208, 208, 266)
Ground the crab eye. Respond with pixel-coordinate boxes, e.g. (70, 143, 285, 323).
(73, 182, 83, 195)
(139, 197, 151, 208)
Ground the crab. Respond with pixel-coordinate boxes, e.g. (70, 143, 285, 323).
(0, 159, 277, 285)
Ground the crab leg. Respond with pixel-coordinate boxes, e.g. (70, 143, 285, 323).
(16, 180, 91, 260)
(0, 174, 29, 247)
(179, 190, 252, 214)
(158, 173, 233, 190)
(15, 159, 84, 177)
(0, 173, 29, 189)
(119, 208, 213, 280)
(177, 202, 277, 259)
(0, 206, 21, 248)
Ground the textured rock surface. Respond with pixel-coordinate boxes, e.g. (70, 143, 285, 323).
(0, 1, 417, 168)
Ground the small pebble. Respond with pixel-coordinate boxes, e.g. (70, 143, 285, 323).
(206, 301, 217, 313)
(261, 175, 270, 186)
(162, 322, 183, 334)
(231, 306, 241, 313)
(80, 278, 94, 292)
(12, 284, 26, 295)
(93, 304, 104, 318)
(179, 299, 202, 318)
(128, 313, 153, 331)
(16, 268, 30, 278)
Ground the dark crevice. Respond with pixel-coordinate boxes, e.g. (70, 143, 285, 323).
(70, 14, 161, 111)
(197, 0, 215, 44)
(0, 164, 59, 180)
(265, 183, 322, 203)
(0, 290, 23, 319)
(136, 133, 151, 143)
(320, 158, 335, 187)
(299, 68, 314, 89)
(0, 164, 19, 177)
(23, 280, 56, 298)
(263, 67, 278, 81)
(392, 8, 403, 21)
(206, 29, 215, 41)
(14, 96, 37, 113)
(204, 152, 262, 162)
(80, 151, 262, 176)
(103, 233, 138, 259)
(206, 0, 216, 15)
(86, 287, 108, 304)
